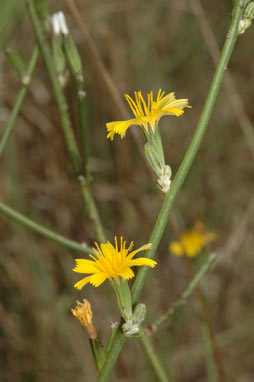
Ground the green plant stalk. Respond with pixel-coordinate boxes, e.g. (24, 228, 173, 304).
(0, 45, 39, 158)
(151, 253, 218, 332)
(105, 323, 119, 356)
(0, 201, 92, 253)
(77, 82, 89, 176)
(80, 183, 106, 242)
(98, 1, 244, 380)
(26, 0, 106, 243)
(202, 322, 216, 382)
(139, 333, 169, 382)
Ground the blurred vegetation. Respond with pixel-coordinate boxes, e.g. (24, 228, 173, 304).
(0, 0, 253, 381)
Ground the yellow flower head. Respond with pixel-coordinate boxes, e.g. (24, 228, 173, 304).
(106, 89, 191, 140)
(73, 237, 156, 289)
(169, 222, 216, 258)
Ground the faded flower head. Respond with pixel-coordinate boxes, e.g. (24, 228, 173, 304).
(71, 299, 97, 339)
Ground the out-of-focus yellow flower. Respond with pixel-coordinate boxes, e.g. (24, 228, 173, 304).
(106, 90, 191, 140)
(71, 299, 97, 339)
(169, 222, 216, 258)
(73, 237, 156, 289)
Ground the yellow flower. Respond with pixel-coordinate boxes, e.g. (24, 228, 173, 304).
(106, 89, 191, 140)
(73, 237, 156, 289)
(169, 222, 216, 258)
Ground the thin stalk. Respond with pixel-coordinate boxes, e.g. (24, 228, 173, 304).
(105, 323, 119, 356)
(0, 45, 39, 157)
(150, 253, 218, 333)
(139, 333, 169, 382)
(26, 0, 106, 242)
(202, 322, 216, 382)
(184, 256, 227, 381)
(0, 201, 91, 253)
(98, 2, 244, 380)
(77, 82, 89, 175)
(80, 184, 106, 242)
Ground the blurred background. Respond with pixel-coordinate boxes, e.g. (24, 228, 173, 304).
(0, 0, 253, 381)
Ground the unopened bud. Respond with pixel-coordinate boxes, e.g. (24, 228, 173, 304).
(244, 2, 254, 19)
(63, 34, 83, 82)
(132, 303, 147, 326)
(239, 18, 252, 34)
(51, 33, 67, 87)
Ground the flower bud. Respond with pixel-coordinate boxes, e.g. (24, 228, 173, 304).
(63, 34, 83, 83)
(244, 2, 254, 20)
(132, 303, 147, 326)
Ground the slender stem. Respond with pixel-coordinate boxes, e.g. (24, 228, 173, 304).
(26, 0, 106, 242)
(105, 323, 119, 356)
(0, 201, 92, 253)
(183, 254, 227, 381)
(77, 82, 89, 175)
(0, 45, 39, 158)
(80, 181, 106, 242)
(98, 2, 244, 380)
(151, 253, 218, 332)
(139, 333, 169, 382)
(202, 321, 216, 382)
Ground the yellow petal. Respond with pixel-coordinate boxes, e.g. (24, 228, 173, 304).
(129, 257, 157, 268)
(162, 108, 185, 116)
(118, 267, 135, 280)
(106, 119, 136, 140)
(74, 275, 94, 290)
(157, 92, 175, 109)
(170, 242, 184, 256)
(89, 273, 108, 287)
(127, 243, 152, 260)
(73, 259, 99, 274)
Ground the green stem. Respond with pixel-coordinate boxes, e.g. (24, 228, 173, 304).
(80, 184, 106, 243)
(0, 45, 39, 158)
(202, 322, 216, 382)
(139, 333, 169, 382)
(26, 0, 106, 242)
(151, 253, 218, 332)
(105, 323, 119, 356)
(77, 82, 89, 175)
(98, 2, 243, 380)
(0, 201, 91, 254)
